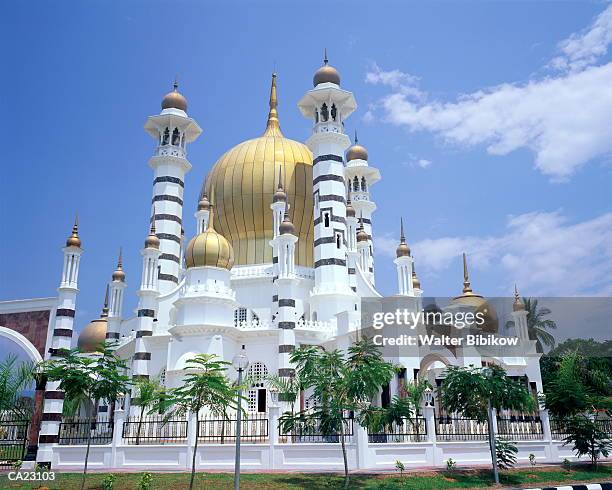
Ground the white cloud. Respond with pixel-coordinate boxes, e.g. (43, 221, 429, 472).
(377, 211, 612, 296)
(551, 5, 612, 72)
(417, 158, 431, 168)
(365, 7, 612, 180)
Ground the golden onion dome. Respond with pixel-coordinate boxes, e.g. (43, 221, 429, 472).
(346, 131, 368, 162)
(111, 248, 125, 282)
(279, 213, 296, 235)
(513, 285, 525, 312)
(78, 288, 109, 353)
(346, 199, 356, 218)
(66, 216, 81, 248)
(203, 73, 314, 267)
(273, 172, 288, 203)
(161, 81, 187, 112)
(357, 220, 368, 242)
(396, 218, 410, 258)
(412, 269, 421, 289)
(313, 50, 340, 87)
(185, 215, 235, 269)
(450, 253, 498, 333)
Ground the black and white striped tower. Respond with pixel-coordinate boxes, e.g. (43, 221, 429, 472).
(273, 210, 299, 388)
(37, 217, 83, 467)
(270, 168, 287, 317)
(298, 52, 358, 321)
(346, 199, 358, 293)
(143, 81, 202, 293)
(130, 222, 161, 397)
(106, 248, 127, 342)
(346, 131, 380, 285)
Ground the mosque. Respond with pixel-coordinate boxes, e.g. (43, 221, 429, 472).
(1, 54, 548, 470)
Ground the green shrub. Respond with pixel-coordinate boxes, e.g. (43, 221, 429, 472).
(562, 458, 572, 472)
(495, 438, 518, 469)
(102, 473, 117, 490)
(529, 453, 536, 466)
(445, 458, 456, 471)
(139, 472, 153, 490)
(395, 460, 405, 477)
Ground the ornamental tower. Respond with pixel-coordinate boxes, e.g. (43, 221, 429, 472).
(394, 218, 414, 296)
(106, 249, 127, 341)
(38, 217, 83, 467)
(144, 81, 202, 293)
(345, 131, 380, 285)
(511, 285, 529, 340)
(298, 51, 357, 321)
(345, 199, 358, 292)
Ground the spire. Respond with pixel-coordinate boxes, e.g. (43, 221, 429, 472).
(145, 205, 160, 249)
(66, 213, 82, 248)
(264, 73, 283, 136)
(513, 284, 525, 311)
(324, 48, 329, 65)
(354, 129, 358, 144)
(273, 165, 287, 203)
(278, 165, 283, 191)
(101, 285, 110, 318)
(400, 217, 406, 242)
(462, 252, 473, 294)
(173, 76, 179, 92)
(112, 247, 126, 282)
(396, 217, 410, 257)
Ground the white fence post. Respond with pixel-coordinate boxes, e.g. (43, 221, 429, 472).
(111, 398, 126, 469)
(268, 405, 279, 469)
(354, 421, 370, 470)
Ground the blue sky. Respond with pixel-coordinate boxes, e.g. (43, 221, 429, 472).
(1, 1, 611, 345)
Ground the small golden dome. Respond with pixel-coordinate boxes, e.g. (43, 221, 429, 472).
(161, 81, 187, 112)
(112, 248, 125, 282)
(273, 168, 287, 203)
(66, 216, 81, 248)
(412, 269, 421, 289)
(144, 221, 160, 249)
(346, 199, 356, 218)
(313, 51, 340, 87)
(513, 285, 525, 312)
(357, 219, 368, 242)
(78, 289, 109, 353)
(346, 131, 368, 162)
(198, 193, 211, 211)
(185, 218, 235, 270)
(396, 218, 410, 258)
(279, 213, 295, 235)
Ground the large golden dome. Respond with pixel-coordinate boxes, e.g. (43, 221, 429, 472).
(203, 74, 314, 267)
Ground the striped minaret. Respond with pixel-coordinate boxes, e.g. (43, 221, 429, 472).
(346, 131, 380, 285)
(346, 199, 358, 293)
(274, 210, 299, 388)
(106, 248, 127, 342)
(270, 167, 287, 319)
(298, 52, 357, 322)
(394, 218, 415, 296)
(130, 222, 161, 396)
(144, 80, 202, 293)
(37, 217, 83, 468)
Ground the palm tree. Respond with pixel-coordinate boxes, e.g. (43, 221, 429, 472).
(0, 355, 35, 419)
(131, 377, 166, 445)
(264, 372, 303, 415)
(506, 297, 557, 352)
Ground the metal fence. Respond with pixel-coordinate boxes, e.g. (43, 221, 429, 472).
(550, 417, 612, 441)
(0, 417, 29, 468)
(435, 416, 489, 440)
(59, 417, 113, 445)
(198, 414, 268, 443)
(122, 415, 188, 445)
(497, 416, 544, 440)
(279, 417, 354, 443)
(368, 417, 427, 443)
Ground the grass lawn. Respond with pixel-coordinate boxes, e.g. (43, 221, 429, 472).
(0, 464, 610, 489)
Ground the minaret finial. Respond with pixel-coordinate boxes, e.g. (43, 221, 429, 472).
(462, 252, 473, 294)
(264, 73, 282, 136)
(324, 48, 329, 65)
(173, 75, 178, 91)
(117, 247, 123, 268)
(400, 217, 406, 243)
(278, 165, 283, 191)
(354, 129, 358, 144)
(101, 285, 110, 318)
(150, 204, 156, 234)
(66, 213, 82, 248)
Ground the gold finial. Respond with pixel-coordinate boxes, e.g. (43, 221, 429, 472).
(145, 205, 160, 249)
(173, 76, 179, 91)
(101, 285, 109, 318)
(66, 214, 82, 248)
(264, 73, 283, 136)
(396, 217, 410, 257)
(462, 252, 473, 294)
(278, 165, 283, 191)
(513, 284, 525, 311)
(324, 48, 329, 65)
(400, 217, 406, 243)
(354, 129, 358, 144)
(112, 247, 125, 282)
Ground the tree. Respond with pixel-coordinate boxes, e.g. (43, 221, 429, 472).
(439, 364, 535, 482)
(131, 377, 166, 445)
(264, 372, 303, 415)
(155, 354, 241, 490)
(401, 378, 432, 441)
(562, 415, 611, 469)
(42, 344, 131, 490)
(506, 297, 557, 353)
(281, 337, 395, 489)
(0, 355, 35, 419)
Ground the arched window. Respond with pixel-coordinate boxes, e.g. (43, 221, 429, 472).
(247, 362, 269, 412)
(324, 212, 330, 228)
(172, 128, 180, 146)
(321, 103, 329, 122)
(331, 104, 337, 121)
(361, 177, 367, 191)
(353, 176, 359, 191)
(162, 127, 169, 145)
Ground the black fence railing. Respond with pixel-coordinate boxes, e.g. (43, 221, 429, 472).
(122, 415, 188, 445)
(368, 417, 427, 443)
(435, 416, 489, 440)
(550, 417, 612, 440)
(0, 417, 29, 467)
(496, 416, 544, 440)
(59, 417, 113, 445)
(198, 414, 268, 443)
(279, 417, 354, 443)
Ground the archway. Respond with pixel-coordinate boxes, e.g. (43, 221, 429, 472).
(0, 327, 43, 364)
